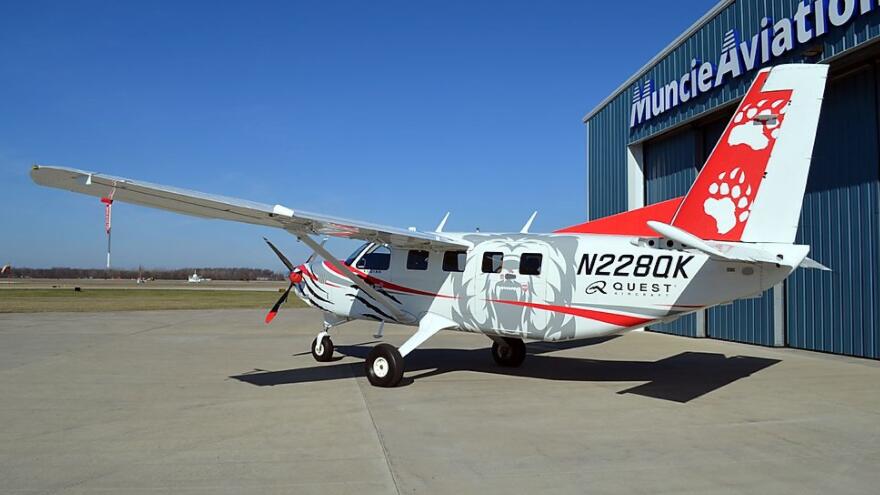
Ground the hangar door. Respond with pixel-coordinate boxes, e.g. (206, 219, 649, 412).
(643, 128, 700, 337)
(787, 65, 880, 359)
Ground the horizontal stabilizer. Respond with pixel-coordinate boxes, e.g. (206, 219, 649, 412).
(646, 221, 726, 258)
(799, 257, 831, 271)
(646, 220, 811, 267)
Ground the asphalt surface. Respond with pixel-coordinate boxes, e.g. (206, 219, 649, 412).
(1, 308, 878, 494)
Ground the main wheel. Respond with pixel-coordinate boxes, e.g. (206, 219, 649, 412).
(311, 335, 334, 362)
(365, 343, 404, 387)
(491, 337, 526, 367)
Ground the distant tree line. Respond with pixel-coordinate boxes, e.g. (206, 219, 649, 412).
(9, 267, 285, 281)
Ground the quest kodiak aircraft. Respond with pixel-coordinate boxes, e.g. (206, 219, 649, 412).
(32, 64, 830, 387)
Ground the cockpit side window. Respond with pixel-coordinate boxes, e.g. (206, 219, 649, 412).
(356, 245, 391, 270)
(345, 243, 371, 266)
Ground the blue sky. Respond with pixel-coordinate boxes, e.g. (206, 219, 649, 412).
(1, 0, 717, 269)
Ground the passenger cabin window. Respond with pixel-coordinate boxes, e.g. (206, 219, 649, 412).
(519, 253, 543, 275)
(356, 245, 390, 270)
(481, 252, 503, 273)
(407, 250, 430, 270)
(442, 251, 466, 272)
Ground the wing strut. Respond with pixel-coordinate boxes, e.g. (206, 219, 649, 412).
(296, 235, 415, 324)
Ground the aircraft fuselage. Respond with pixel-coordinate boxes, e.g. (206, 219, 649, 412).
(293, 233, 801, 341)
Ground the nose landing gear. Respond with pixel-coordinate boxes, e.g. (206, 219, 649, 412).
(311, 333, 334, 362)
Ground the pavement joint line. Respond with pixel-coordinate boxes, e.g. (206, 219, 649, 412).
(353, 361, 402, 495)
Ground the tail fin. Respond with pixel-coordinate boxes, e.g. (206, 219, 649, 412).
(671, 64, 828, 243)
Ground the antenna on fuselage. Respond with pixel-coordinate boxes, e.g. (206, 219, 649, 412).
(520, 211, 538, 234)
(435, 212, 450, 232)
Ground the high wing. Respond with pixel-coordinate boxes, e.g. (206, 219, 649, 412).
(30, 165, 468, 250)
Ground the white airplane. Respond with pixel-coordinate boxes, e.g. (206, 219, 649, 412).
(32, 64, 829, 387)
(187, 271, 209, 283)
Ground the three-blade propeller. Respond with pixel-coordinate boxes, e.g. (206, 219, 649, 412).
(263, 238, 304, 324)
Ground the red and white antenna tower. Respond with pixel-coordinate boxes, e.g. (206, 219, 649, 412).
(100, 185, 117, 276)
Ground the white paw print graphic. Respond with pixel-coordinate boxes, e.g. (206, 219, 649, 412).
(727, 98, 787, 151)
(703, 167, 752, 234)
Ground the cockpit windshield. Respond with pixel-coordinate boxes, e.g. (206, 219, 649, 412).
(344, 243, 371, 266)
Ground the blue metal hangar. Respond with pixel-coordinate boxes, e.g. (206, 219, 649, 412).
(583, 0, 880, 359)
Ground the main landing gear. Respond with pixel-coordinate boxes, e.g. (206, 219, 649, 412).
(490, 337, 526, 367)
(362, 313, 456, 387)
(308, 315, 527, 387)
(365, 344, 404, 387)
(308, 314, 453, 387)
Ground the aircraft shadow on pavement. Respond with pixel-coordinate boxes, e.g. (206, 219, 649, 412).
(230, 337, 780, 403)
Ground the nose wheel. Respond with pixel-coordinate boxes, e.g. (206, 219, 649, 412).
(311, 334, 334, 362)
(491, 337, 526, 367)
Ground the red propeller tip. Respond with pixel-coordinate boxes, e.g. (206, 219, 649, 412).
(265, 311, 277, 324)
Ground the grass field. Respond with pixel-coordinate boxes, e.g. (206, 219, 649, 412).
(0, 288, 307, 313)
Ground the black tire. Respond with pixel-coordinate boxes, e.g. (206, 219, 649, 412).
(491, 337, 526, 367)
(311, 336, 334, 362)
(365, 343, 404, 387)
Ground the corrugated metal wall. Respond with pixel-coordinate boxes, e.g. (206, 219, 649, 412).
(787, 64, 880, 358)
(643, 129, 700, 337)
(587, 98, 629, 219)
(585, 1, 880, 358)
(707, 294, 775, 345)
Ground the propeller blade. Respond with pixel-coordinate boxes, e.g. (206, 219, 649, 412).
(265, 283, 293, 324)
(263, 237, 295, 272)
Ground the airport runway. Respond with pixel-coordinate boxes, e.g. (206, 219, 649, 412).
(0, 278, 286, 291)
(1, 309, 878, 494)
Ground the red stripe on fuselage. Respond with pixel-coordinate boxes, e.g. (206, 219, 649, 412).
(299, 264, 319, 281)
(489, 299, 651, 327)
(322, 261, 456, 299)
